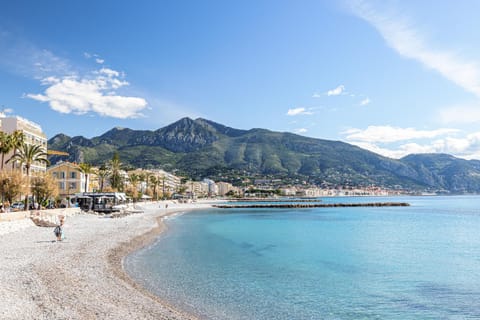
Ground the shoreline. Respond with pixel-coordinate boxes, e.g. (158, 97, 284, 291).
(107, 207, 203, 320)
(0, 200, 217, 319)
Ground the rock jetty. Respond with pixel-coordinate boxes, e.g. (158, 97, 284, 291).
(229, 198, 322, 203)
(213, 202, 410, 209)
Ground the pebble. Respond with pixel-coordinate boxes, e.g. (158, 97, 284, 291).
(0, 201, 213, 320)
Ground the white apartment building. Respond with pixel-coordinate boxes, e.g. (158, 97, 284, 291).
(0, 114, 48, 174)
(203, 178, 218, 196)
(125, 169, 181, 196)
(216, 182, 231, 196)
(151, 169, 181, 194)
(185, 180, 210, 198)
(216, 181, 240, 196)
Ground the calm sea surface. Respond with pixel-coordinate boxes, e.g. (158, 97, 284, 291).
(125, 196, 480, 319)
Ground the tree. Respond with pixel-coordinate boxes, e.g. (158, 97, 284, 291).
(78, 163, 93, 192)
(97, 165, 109, 192)
(0, 130, 24, 170)
(128, 172, 139, 201)
(161, 175, 167, 199)
(30, 173, 59, 207)
(177, 185, 187, 195)
(8, 130, 25, 170)
(108, 152, 122, 191)
(103, 185, 115, 193)
(7, 144, 49, 210)
(149, 175, 159, 200)
(0, 169, 27, 205)
(124, 184, 138, 201)
(0, 132, 10, 171)
(138, 172, 147, 194)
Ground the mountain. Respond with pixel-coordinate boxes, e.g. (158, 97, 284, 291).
(401, 153, 480, 193)
(48, 117, 480, 192)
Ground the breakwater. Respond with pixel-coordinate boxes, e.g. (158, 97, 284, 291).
(229, 198, 322, 203)
(213, 202, 410, 209)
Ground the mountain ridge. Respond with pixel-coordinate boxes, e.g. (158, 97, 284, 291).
(48, 117, 480, 192)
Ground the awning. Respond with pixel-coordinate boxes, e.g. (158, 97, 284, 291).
(114, 194, 127, 201)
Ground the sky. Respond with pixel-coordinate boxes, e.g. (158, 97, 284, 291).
(2, 0, 480, 160)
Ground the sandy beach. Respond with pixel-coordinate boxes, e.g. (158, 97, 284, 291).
(0, 201, 215, 320)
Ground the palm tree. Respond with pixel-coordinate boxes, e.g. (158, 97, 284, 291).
(8, 130, 25, 170)
(97, 165, 109, 192)
(161, 176, 167, 199)
(128, 172, 139, 201)
(6, 143, 49, 210)
(138, 172, 146, 194)
(78, 163, 94, 192)
(0, 130, 24, 170)
(0, 132, 9, 170)
(108, 152, 122, 191)
(149, 175, 158, 200)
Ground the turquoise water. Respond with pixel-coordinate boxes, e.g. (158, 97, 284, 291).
(125, 196, 480, 319)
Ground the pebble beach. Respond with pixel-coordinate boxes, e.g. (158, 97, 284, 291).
(0, 201, 215, 320)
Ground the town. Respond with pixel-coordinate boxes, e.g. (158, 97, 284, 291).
(0, 112, 403, 212)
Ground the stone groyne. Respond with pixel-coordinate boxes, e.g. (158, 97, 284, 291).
(229, 198, 322, 203)
(213, 202, 410, 209)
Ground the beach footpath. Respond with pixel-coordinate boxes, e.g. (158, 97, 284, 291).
(0, 200, 216, 320)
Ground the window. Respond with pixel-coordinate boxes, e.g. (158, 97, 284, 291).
(59, 182, 65, 190)
(70, 172, 76, 179)
(69, 182, 76, 189)
(59, 171, 65, 179)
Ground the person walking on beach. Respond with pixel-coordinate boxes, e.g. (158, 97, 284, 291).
(54, 216, 65, 241)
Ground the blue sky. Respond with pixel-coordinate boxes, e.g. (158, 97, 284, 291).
(2, 0, 480, 159)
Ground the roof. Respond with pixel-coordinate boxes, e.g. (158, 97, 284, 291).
(46, 161, 80, 171)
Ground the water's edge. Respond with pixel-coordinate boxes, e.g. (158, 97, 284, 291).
(123, 196, 480, 320)
(108, 208, 201, 320)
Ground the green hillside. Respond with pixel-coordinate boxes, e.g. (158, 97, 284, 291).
(48, 117, 480, 192)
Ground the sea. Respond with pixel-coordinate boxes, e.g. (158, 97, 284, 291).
(125, 196, 480, 319)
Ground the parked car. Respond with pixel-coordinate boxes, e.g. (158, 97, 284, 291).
(10, 202, 25, 211)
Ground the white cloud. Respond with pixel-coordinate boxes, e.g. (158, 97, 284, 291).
(27, 68, 147, 119)
(327, 85, 345, 96)
(295, 128, 308, 134)
(359, 97, 371, 106)
(0, 33, 73, 80)
(1, 108, 14, 114)
(286, 107, 314, 116)
(343, 125, 459, 143)
(312, 92, 322, 98)
(84, 52, 104, 64)
(340, 124, 480, 159)
(0, 107, 14, 117)
(40, 76, 60, 85)
(0, 32, 149, 119)
(349, 133, 480, 160)
(349, 0, 480, 97)
(98, 67, 120, 77)
(345, 140, 428, 158)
